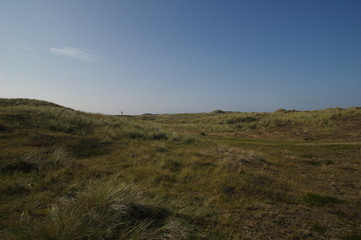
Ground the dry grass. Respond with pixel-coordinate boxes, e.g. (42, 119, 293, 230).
(1, 98, 361, 239)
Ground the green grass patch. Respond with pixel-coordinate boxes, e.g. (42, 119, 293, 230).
(67, 138, 112, 158)
(302, 193, 345, 207)
(342, 233, 361, 240)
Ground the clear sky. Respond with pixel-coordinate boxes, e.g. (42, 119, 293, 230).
(1, 0, 360, 115)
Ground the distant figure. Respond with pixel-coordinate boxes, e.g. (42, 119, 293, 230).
(121, 111, 123, 116)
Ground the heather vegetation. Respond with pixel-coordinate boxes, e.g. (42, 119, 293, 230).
(1, 98, 361, 239)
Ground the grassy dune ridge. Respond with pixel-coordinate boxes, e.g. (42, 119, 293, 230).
(1, 98, 361, 239)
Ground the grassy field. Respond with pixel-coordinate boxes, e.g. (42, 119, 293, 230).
(1, 98, 361, 239)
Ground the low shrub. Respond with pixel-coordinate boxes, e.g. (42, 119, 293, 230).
(67, 138, 111, 158)
(1, 160, 38, 173)
(342, 233, 361, 240)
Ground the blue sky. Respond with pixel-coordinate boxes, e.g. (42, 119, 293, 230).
(1, 0, 360, 114)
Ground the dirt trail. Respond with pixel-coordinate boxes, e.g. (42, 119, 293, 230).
(215, 136, 361, 146)
(297, 142, 361, 146)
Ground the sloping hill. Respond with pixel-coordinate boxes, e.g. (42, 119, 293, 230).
(0, 99, 200, 240)
(0, 98, 66, 108)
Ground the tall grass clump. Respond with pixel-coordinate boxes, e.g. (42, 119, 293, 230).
(19, 179, 192, 240)
(23, 147, 75, 170)
(1, 147, 73, 175)
(45, 147, 73, 169)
